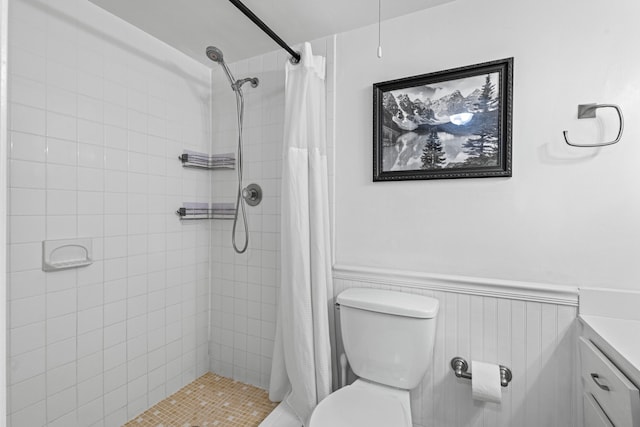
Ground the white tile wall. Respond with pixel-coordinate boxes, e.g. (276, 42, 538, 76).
(208, 37, 336, 389)
(334, 274, 578, 427)
(7, 0, 212, 425)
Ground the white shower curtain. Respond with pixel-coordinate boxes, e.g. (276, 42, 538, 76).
(266, 42, 333, 427)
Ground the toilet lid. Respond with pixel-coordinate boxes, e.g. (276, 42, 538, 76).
(309, 384, 410, 427)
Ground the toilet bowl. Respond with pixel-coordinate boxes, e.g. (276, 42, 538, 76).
(309, 379, 411, 427)
(309, 288, 439, 427)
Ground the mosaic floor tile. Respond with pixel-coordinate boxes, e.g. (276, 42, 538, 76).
(123, 373, 277, 427)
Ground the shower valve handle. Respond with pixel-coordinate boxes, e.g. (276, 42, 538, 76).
(242, 188, 257, 200)
(242, 183, 262, 206)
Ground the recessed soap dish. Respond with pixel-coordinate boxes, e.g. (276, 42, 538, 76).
(42, 238, 93, 272)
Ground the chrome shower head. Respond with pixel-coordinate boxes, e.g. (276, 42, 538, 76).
(206, 46, 235, 88)
(205, 46, 259, 92)
(206, 46, 224, 63)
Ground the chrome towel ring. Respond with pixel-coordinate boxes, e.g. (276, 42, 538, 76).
(563, 103, 624, 147)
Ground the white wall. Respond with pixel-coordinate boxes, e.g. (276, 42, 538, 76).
(334, 0, 640, 290)
(208, 37, 336, 389)
(7, 0, 212, 425)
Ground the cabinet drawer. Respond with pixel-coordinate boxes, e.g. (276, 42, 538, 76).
(580, 337, 640, 427)
(584, 392, 614, 427)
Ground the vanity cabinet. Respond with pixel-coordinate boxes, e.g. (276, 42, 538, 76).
(580, 317, 640, 427)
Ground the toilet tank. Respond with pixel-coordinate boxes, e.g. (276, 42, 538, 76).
(337, 288, 439, 390)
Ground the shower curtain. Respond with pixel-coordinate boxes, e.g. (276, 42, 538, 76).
(267, 42, 333, 427)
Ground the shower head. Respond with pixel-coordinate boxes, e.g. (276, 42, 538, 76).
(206, 46, 236, 88)
(206, 46, 224, 63)
(206, 46, 259, 92)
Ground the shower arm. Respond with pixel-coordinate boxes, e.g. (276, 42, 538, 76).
(233, 77, 259, 92)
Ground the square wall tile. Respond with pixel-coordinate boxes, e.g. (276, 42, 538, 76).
(8, 0, 214, 423)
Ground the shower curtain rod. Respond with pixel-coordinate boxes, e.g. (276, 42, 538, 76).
(228, 0, 301, 63)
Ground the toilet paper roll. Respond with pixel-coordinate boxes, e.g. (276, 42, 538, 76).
(471, 361, 501, 404)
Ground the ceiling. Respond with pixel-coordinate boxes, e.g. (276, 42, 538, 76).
(89, 0, 454, 66)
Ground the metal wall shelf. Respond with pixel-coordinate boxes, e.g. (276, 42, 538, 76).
(179, 151, 235, 169)
(177, 151, 236, 220)
(176, 205, 235, 220)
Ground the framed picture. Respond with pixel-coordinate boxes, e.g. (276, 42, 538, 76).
(373, 57, 513, 181)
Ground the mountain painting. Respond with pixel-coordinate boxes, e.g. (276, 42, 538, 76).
(373, 58, 512, 181)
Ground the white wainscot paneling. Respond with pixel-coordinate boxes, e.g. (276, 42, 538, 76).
(333, 266, 579, 427)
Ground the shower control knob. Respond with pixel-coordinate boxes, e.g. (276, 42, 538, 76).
(242, 188, 256, 199)
(242, 183, 262, 206)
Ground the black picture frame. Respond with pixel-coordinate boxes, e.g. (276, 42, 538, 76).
(373, 57, 513, 181)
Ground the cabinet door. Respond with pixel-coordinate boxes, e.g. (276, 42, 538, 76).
(584, 392, 613, 427)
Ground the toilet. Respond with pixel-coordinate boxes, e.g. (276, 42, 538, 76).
(309, 287, 439, 427)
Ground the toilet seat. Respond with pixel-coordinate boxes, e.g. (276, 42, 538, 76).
(309, 380, 411, 427)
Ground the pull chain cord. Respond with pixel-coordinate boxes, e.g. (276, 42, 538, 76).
(232, 88, 249, 254)
(377, 0, 383, 58)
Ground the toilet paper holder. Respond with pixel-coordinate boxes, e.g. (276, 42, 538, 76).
(450, 357, 512, 388)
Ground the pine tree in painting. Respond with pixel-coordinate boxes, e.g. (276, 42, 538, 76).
(421, 130, 446, 169)
(474, 74, 497, 113)
(464, 74, 499, 165)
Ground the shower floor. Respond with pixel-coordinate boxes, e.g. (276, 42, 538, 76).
(123, 373, 277, 427)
